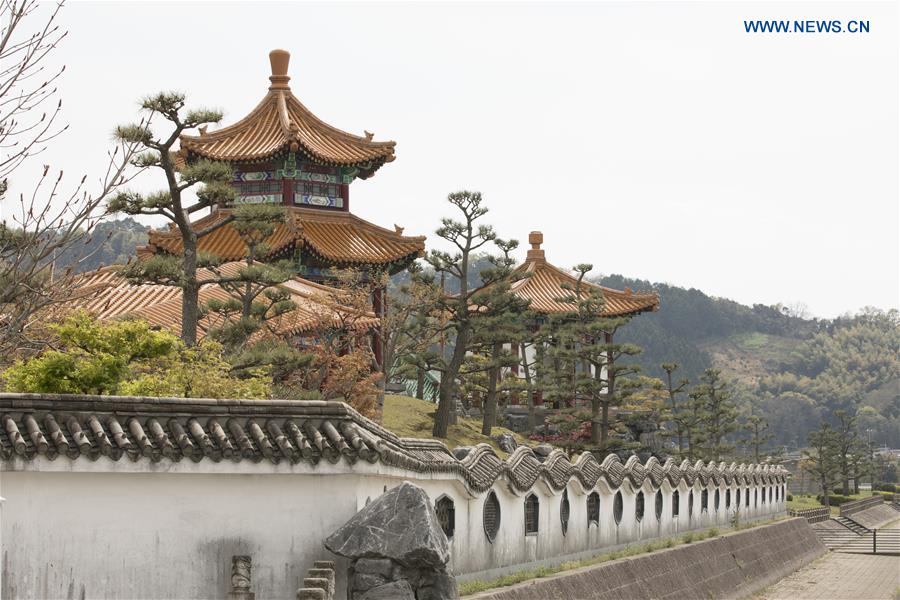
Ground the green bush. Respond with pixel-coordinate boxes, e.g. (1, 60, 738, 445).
(816, 494, 853, 506)
(873, 482, 898, 493)
(787, 494, 793, 501)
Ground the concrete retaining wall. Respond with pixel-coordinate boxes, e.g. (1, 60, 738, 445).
(466, 517, 826, 600)
(850, 504, 899, 529)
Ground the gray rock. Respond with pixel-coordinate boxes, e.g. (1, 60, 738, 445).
(533, 443, 554, 457)
(503, 414, 529, 432)
(416, 570, 460, 600)
(359, 580, 415, 600)
(325, 481, 450, 568)
(351, 572, 389, 593)
(492, 433, 518, 454)
(452, 446, 473, 460)
(354, 558, 394, 579)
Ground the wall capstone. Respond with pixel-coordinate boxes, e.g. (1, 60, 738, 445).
(325, 481, 459, 600)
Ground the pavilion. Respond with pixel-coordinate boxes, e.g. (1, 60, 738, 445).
(508, 231, 659, 408)
(137, 49, 425, 367)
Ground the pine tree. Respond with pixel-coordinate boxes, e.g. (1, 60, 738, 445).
(424, 191, 522, 438)
(201, 204, 297, 348)
(689, 368, 739, 462)
(662, 363, 690, 456)
(833, 409, 860, 495)
(466, 245, 530, 435)
(743, 413, 773, 463)
(803, 423, 840, 506)
(537, 265, 643, 446)
(110, 92, 235, 345)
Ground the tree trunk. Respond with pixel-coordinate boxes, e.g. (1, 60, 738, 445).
(602, 332, 615, 444)
(666, 371, 683, 456)
(591, 364, 602, 444)
(433, 324, 468, 438)
(416, 367, 425, 400)
(482, 342, 502, 436)
(520, 345, 535, 433)
(181, 238, 199, 346)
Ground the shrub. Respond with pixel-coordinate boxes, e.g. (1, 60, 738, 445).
(682, 533, 695, 544)
(816, 494, 853, 506)
(787, 494, 793, 501)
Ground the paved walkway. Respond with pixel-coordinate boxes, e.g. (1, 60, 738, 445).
(756, 519, 900, 600)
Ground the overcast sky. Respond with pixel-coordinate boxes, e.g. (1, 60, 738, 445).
(8, 1, 899, 318)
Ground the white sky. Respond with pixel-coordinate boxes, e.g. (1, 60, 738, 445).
(8, 1, 899, 318)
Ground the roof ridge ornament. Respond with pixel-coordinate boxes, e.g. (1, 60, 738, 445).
(526, 230, 545, 262)
(268, 49, 291, 91)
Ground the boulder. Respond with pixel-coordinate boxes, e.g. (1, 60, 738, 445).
(492, 433, 518, 454)
(452, 446, 473, 460)
(354, 558, 394, 579)
(533, 443, 554, 458)
(415, 569, 459, 600)
(324, 481, 450, 568)
(359, 580, 416, 600)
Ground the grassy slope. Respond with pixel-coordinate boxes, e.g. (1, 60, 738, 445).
(700, 332, 802, 385)
(382, 394, 530, 457)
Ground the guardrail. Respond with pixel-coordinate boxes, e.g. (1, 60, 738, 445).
(839, 495, 884, 517)
(789, 507, 830, 524)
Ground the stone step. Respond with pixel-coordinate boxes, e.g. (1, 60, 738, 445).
(834, 516, 870, 535)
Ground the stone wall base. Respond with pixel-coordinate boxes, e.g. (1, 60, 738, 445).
(466, 517, 826, 600)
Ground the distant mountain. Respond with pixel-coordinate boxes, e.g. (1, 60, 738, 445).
(55, 217, 148, 273)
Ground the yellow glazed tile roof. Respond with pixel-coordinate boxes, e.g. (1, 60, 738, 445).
(510, 231, 660, 317)
(178, 50, 395, 172)
(141, 207, 425, 266)
(72, 264, 377, 340)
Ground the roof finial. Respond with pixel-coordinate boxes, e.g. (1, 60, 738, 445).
(268, 49, 291, 90)
(527, 231, 545, 261)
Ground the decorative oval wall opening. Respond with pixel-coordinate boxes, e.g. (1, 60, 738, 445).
(635, 491, 645, 522)
(672, 490, 680, 518)
(613, 491, 624, 525)
(714, 489, 720, 511)
(688, 490, 694, 519)
(726, 489, 731, 509)
(701, 489, 709, 512)
(483, 491, 501, 543)
(587, 492, 600, 527)
(524, 493, 540, 536)
(560, 489, 570, 536)
(655, 490, 663, 521)
(745, 488, 750, 507)
(435, 495, 455, 540)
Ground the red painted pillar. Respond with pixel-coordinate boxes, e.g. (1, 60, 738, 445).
(282, 178, 292, 206)
(341, 183, 350, 212)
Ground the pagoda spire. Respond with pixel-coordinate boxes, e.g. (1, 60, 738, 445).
(268, 49, 291, 90)
(526, 231, 545, 262)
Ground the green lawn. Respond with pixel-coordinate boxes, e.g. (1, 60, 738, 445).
(382, 394, 531, 457)
(787, 491, 874, 516)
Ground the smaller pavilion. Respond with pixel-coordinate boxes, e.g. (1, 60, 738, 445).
(508, 231, 660, 408)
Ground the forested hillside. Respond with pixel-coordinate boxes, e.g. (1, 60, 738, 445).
(59, 221, 899, 450)
(55, 217, 148, 273)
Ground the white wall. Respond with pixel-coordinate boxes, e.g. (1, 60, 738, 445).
(0, 458, 787, 599)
